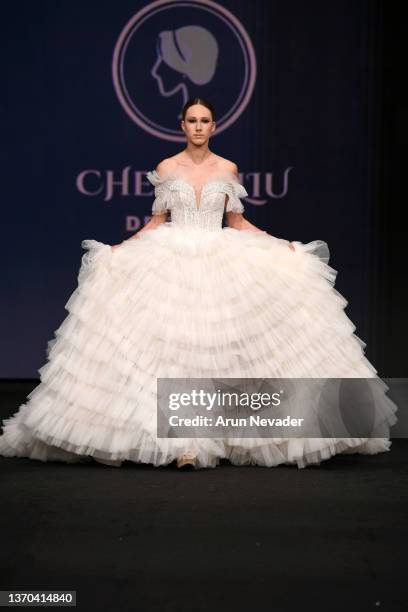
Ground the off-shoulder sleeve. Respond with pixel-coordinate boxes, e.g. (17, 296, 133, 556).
(225, 180, 248, 214)
(146, 169, 172, 215)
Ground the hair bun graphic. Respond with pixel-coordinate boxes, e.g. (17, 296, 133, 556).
(158, 26, 218, 85)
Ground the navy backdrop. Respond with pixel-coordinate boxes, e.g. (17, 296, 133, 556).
(2, 0, 381, 377)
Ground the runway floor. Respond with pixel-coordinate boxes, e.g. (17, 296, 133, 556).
(0, 381, 407, 611)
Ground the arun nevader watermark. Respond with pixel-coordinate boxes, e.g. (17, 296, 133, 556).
(156, 378, 399, 439)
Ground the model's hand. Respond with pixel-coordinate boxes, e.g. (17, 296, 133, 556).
(111, 243, 123, 251)
(288, 242, 295, 252)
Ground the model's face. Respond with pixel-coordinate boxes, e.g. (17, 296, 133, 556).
(181, 104, 215, 144)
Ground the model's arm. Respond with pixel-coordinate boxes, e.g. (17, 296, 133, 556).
(112, 161, 169, 250)
(225, 210, 263, 232)
(225, 163, 295, 251)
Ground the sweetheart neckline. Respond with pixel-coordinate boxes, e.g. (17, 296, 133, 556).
(148, 170, 238, 211)
(172, 177, 231, 210)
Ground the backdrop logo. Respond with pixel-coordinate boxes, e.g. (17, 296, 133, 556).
(112, 0, 257, 141)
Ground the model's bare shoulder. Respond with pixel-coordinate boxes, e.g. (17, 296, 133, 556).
(155, 157, 177, 177)
(219, 158, 238, 177)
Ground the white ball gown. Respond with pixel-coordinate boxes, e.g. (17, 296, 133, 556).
(0, 169, 398, 469)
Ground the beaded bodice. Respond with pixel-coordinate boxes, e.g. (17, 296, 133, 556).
(146, 170, 248, 231)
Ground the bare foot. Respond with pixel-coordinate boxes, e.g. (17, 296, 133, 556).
(176, 453, 197, 470)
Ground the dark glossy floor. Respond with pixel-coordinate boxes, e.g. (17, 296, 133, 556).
(1, 435, 407, 612)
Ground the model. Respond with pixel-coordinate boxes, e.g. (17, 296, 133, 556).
(0, 97, 397, 470)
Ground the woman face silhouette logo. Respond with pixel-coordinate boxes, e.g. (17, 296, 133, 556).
(112, 0, 257, 141)
(151, 26, 218, 119)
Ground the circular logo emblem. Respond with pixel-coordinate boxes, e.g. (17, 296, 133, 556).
(112, 0, 257, 141)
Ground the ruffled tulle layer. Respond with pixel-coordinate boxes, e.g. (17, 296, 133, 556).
(0, 224, 398, 468)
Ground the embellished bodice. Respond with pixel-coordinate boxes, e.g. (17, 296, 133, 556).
(146, 170, 248, 231)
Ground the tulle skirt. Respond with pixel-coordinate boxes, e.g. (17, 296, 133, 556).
(0, 223, 398, 468)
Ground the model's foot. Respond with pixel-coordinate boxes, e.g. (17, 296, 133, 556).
(176, 453, 197, 470)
